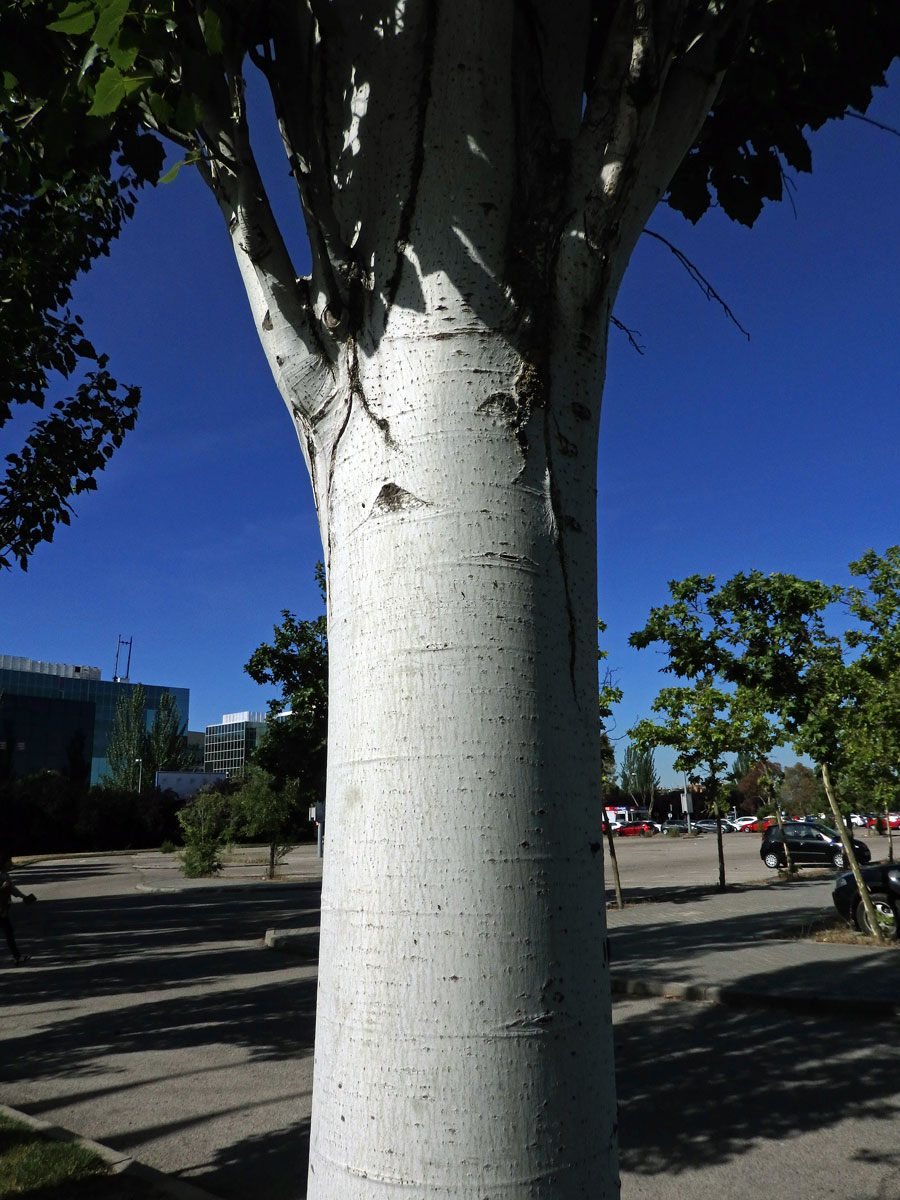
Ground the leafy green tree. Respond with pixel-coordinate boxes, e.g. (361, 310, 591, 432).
(620, 743, 660, 813)
(779, 763, 823, 818)
(245, 565, 327, 801)
(144, 691, 192, 781)
(632, 570, 885, 933)
(229, 762, 303, 880)
(0, 4, 163, 569)
(102, 683, 146, 792)
(841, 547, 900, 859)
(632, 681, 776, 889)
(103, 685, 189, 790)
(177, 785, 233, 877)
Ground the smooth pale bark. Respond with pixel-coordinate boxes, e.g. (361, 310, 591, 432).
(197, 5, 741, 1196)
(309, 317, 616, 1196)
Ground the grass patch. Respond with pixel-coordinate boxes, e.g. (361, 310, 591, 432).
(770, 909, 900, 948)
(0, 1114, 172, 1198)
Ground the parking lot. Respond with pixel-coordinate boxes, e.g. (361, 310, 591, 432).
(0, 835, 897, 1200)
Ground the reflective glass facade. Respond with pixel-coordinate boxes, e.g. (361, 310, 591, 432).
(204, 716, 267, 775)
(0, 660, 190, 785)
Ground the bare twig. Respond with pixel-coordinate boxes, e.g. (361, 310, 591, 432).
(643, 228, 750, 341)
(610, 314, 645, 354)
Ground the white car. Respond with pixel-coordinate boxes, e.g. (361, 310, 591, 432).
(732, 816, 761, 831)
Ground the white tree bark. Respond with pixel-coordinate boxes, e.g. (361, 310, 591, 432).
(193, 4, 746, 1195)
(308, 317, 616, 1197)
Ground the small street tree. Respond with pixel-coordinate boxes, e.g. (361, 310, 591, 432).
(229, 762, 304, 880)
(633, 570, 885, 937)
(842, 547, 900, 862)
(631, 680, 775, 890)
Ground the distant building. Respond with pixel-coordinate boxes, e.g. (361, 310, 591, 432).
(204, 711, 268, 775)
(0, 654, 190, 785)
(155, 770, 227, 798)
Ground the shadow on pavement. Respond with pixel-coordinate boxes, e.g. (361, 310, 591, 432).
(614, 991, 900, 1177)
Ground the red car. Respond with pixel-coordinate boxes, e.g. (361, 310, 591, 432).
(615, 821, 657, 837)
(868, 814, 900, 829)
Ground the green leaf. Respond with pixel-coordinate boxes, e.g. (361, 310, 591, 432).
(108, 41, 138, 71)
(87, 66, 150, 116)
(92, 0, 129, 49)
(202, 7, 224, 56)
(87, 64, 128, 115)
(47, 2, 96, 35)
(159, 158, 185, 184)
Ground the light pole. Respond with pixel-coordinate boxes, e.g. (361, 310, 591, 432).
(135, 757, 142, 793)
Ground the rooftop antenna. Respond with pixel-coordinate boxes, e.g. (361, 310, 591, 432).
(113, 635, 132, 682)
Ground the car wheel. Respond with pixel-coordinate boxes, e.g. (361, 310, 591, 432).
(763, 851, 781, 869)
(832, 850, 845, 869)
(854, 892, 900, 940)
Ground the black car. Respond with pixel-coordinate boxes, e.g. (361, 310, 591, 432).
(759, 821, 871, 871)
(833, 862, 900, 939)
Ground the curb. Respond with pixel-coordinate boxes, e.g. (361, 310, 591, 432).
(264, 927, 320, 956)
(609, 973, 900, 1020)
(0, 1105, 226, 1200)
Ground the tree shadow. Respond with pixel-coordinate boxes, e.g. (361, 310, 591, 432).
(195, 1118, 311, 1199)
(614, 983, 900, 1176)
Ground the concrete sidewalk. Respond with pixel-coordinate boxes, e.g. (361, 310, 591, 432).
(1, 848, 898, 1200)
(605, 875, 900, 1015)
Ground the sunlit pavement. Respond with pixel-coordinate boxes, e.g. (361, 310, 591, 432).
(1, 842, 897, 1199)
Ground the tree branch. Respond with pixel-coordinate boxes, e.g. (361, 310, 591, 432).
(643, 228, 750, 339)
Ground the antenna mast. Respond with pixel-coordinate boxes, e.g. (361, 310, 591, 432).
(113, 635, 133, 682)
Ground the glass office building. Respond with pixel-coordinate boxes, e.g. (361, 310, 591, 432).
(204, 711, 268, 775)
(0, 654, 190, 785)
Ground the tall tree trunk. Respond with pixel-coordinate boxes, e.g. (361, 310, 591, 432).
(604, 812, 624, 910)
(821, 763, 882, 942)
(308, 329, 618, 1198)
(205, 8, 734, 1193)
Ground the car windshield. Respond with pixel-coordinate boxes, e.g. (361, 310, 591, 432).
(810, 823, 839, 839)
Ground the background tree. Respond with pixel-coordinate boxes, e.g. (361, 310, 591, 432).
(102, 683, 147, 792)
(779, 763, 824, 818)
(144, 691, 192, 782)
(177, 783, 233, 877)
(229, 762, 304, 880)
(244, 564, 328, 801)
(619, 743, 660, 814)
(598, 620, 624, 909)
(635, 570, 884, 936)
(10, 3, 900, 1195)
(732, 757, 783, 817)
(632, 681, 775, 889)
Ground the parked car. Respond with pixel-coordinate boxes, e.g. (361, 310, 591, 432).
(660, 820, 691, 835)
(760, 821, 872, 871)
(868, 814, 900, 830)
(615, 820, 657, 837)
(832, 862, 900, 939)
(692, 818, 736, 834)
(732, 816, 760, 832)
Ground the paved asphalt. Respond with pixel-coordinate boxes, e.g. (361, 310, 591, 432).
(1, 839, 898, 1199)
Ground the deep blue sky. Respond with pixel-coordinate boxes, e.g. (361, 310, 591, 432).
(3, 65, 899, 785)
